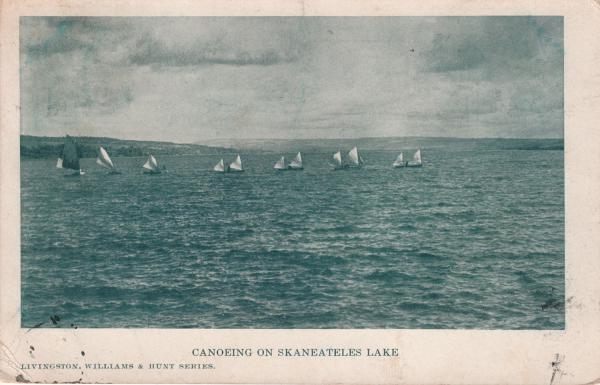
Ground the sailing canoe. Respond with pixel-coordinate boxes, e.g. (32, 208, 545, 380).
(392, 152, 405, 168)
(288, 152, 303, 170)
(214, 159, 226, 172)
(143, 154, 161, 174)
(96, 146, 120, 174)
(229, 154, 244, 172)
(406, 149, 422, 167)
(60, 135, 85, 175)
(274, 156, 286, 170)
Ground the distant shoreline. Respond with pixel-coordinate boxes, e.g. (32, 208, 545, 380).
(20, 134, 564, 159)
(20, 135, 227, 159)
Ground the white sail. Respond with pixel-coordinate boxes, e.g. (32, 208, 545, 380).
(143, 154, 159, 171)
(412, 149, 421, 164)
(214, 159, 225, 172)
(229, 154, 243, 171)
(96, 146, 116, 170)
(56, 157, 63, 168)
(333, 151, 342, 166)
(406, 149, 422, 167)
(289, 152, 303, 169)
(347, 147, 360, 165)
(274, 156, 286, 170)
(392, 152, 404, 167)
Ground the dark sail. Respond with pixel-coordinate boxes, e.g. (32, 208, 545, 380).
(61, 135, 80, 171)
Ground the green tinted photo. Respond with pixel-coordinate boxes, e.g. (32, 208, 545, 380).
(20, 16, 564, 329)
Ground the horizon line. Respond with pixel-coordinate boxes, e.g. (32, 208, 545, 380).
(20, 133, 565, 145)
(202, 135, 564, 142)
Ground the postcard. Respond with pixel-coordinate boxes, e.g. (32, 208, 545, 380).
(1, 0, 599, 384)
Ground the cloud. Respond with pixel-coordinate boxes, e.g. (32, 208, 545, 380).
(21, 17, 127, 58)
(21, 19, 91, 57)
(420, 17, 563, 77)
(128, 34, 297, 67)
(22, 17, 308, 68)
(19, 17, 564, 141)
(424, 32, 485, 72)
(508, 81, 563, 112)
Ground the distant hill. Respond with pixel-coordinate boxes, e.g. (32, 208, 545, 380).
(21, 135, 227, 159)
(200, 137, 564, 153)
(22, 135, 562, 159)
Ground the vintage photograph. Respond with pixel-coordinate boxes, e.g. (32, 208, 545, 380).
(19, 16, 564, 330)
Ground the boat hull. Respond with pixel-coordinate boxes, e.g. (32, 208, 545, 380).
(64, 169, 85, 177)
(215, 168, 244, 173)
(276, 166, 304, 171)
(405, 162, 422, 168)
(333, 164, 362, 170)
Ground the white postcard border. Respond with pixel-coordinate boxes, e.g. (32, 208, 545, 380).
(1, 1, 599, 384)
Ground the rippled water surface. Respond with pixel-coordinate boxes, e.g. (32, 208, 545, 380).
(21, 145, 564, 328)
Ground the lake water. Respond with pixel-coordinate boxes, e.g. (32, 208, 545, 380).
(21, 144, 564, 329)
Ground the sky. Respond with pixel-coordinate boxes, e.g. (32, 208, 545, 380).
(20, 17, 563, 143)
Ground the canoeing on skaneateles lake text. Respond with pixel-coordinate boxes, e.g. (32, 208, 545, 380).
(189, 347, 400, 357)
